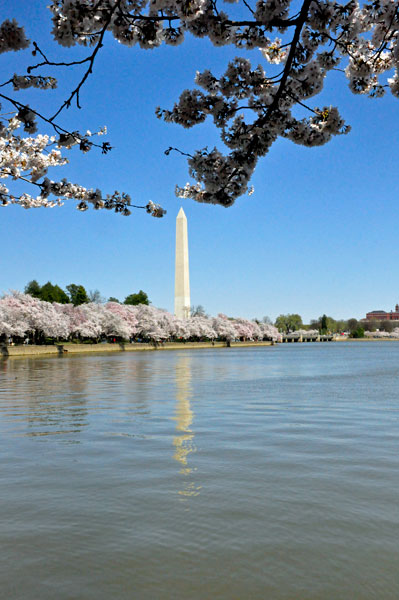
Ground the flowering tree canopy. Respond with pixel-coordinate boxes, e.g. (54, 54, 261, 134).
(0, 292, 281, 342)
(2, 0, 398, 211)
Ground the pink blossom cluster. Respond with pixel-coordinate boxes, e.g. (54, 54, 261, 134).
(0, 292, 281, 343)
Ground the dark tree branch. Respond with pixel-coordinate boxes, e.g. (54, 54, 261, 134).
(165, 146, 194, 158)
(28, 41, 93, 73)
(119, 10, 301, 28)
(0, 92, 108, 152)
(0, 171, 43, 187)
(263, 0, 312, 120)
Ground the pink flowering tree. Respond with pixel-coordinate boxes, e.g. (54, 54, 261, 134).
(0, 300, 30, 340)
(0, 291, 69, 342)
(54, 302, 86, 340)
(1, 2, 398, 211)
(76, 303, 131, 340)
(0, 291, 282, 344)
(105, 302, 140, 338)
(259, 321, 281, 342)
(231, 317, 263, 341)
(185, 316, 217, 341)
(134, 305, 170, 341)
(212, 314, 238, 341)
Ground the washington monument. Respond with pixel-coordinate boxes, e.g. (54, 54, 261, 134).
(174, 207, 191, 319)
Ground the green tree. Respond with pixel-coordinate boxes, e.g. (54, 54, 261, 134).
(310, 318, 321, 330)
(124, 290, 150, 306)
(275, 314, 303, 333)
(274, 315, 287, 332)
(347, 318, 360, 333)
(40, 281, 69, 304)
(335, 320, 348, 333)
(379, 320, 394, 333)
(67, 284, 89, 306)
(320, 314, 328, 334)
(108, 297, 120, 303)
(351, 327, 365, 338)
(363, 319, 377, 332)
(24, 280, 42, 299)
(288, 314, 303, 332)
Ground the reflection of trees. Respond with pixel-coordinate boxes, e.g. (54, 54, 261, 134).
(2, 353, 162, 442)
(173, 354, 201, 498)
(4, 356, 90, 439)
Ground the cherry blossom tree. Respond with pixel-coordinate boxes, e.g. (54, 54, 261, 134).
(0, 291, 281, 344)
(258, 320, 282, 341)
(212, 313, 238, 341)
(0, 291, 69, 341)
(185, 315, 217, 340)
(365, 327, 399, 338)
(1, 1, 398, 213)
(133, 304, 171, 341)
(106, 302, 140, 337)
(77, 303, 132, 339)
(0, 301, 30, 339)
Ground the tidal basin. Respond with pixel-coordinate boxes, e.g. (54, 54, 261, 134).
(1, 343, 398, 599)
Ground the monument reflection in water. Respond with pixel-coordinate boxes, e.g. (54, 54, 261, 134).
(173, 354, 201, 498)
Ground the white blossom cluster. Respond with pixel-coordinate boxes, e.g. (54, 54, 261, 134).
(48, 0, 398, 206)
(12, 74, 57, 91)
(146, 200, 167, 217)
(0, 19, 29, 54)
(0, 16, 165, 217)
(0, 292, 281, 343)
(2, 0, 399, 212)
(365, 328, 399, 338)
(291, 328, 319, 335)
(0, 114, 165, 216)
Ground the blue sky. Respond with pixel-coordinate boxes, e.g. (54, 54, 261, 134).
(2, 0, 399, 322)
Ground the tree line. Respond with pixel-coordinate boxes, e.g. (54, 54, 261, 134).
(0, 291, 280, 345)
(24, 280, 150, 307)
(17, 285, 394, 339)
(273, 313, 370, 338)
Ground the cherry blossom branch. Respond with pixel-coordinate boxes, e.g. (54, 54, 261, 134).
(0, 171, 42, 188)
(0, 91, 111, 152)
(264, 0, 312, 119)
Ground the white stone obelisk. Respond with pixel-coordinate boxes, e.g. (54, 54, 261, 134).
(174, 207, 191, 319)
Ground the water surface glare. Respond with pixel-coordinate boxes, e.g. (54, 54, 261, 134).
(1, 343, 398, 599)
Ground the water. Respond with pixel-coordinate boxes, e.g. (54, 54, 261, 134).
(0, 342, 398, 599)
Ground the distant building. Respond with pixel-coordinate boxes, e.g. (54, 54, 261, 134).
(366, 304, 399, 321)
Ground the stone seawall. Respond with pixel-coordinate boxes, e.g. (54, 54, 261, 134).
(1, 340, 273, 358)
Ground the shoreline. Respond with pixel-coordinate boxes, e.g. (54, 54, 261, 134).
(334, 337, 399, 341)
(2, 337, 398, 358)
(0, 340, 274, 358)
